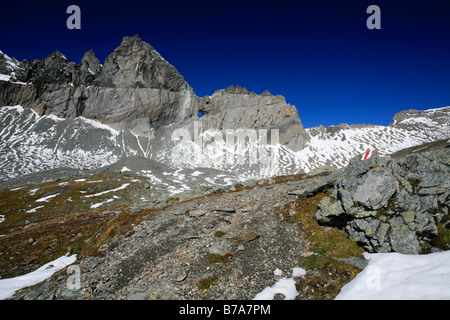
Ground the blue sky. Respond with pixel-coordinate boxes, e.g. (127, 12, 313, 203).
(1, 0, 449, 128)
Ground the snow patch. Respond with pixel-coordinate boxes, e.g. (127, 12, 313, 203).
(253, 267, 306, 300)
(336, 251, 450, 300)
(36, 193, 59, 203)
(91, 198, 115, 209)
(77, 116, 120, 136)
(400, 117, 437, 126)
(26, 206, 45, 213)
(83, 183, 130, 198)
(0, 254, 77, 300)
(191, 171, 204, 177)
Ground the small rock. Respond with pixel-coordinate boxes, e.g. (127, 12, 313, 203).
(174, 207, 187, 215)
(139, 230, 149, 238)
(213, 208, 236, 213)
(238, 230, 260, 243)
(175, 271, 187, 282)
(189, 209, 208, 217)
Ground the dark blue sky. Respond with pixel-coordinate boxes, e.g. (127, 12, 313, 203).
(1, 0, 449, 128)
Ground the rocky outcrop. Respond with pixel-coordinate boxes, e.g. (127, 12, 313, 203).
(198, 85, 308, 150)
(390, 107, 450, 135)
(306, 140, 450, 254)
(0, 36, 307, 152)
(0, 36, 199, 136)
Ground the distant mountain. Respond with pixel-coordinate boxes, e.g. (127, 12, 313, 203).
(0, 36, 449, 185)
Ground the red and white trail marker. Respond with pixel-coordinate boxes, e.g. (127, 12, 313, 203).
(362, 150, 372, 160)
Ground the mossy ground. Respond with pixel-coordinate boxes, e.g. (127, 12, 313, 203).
(197, 275, 217, 290)
(0, 172, 158, 279)
(277, 191, 364, 300)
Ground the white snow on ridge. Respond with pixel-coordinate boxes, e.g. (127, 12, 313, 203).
(0, 74, 11, 81)
(399, 117, 437, 126)
(77, 116, 120, 136)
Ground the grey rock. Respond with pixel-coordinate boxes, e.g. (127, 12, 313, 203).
(337, 187, 353, 212)
(94, 35, 187, 91)
(173, 207, 188, 215)
(198, 86, 309, 151)
(401, 211, 438, 237)
(288, 175, 336, 198)
(61, 288, 85, 300)
(333, 257, 368, 270)
(389, 217, 421, 254)
(315, 197, 345, 224)
(189, 209, 208, 217)
(351, 168, 398, 210)
(315, 140, 449, 255)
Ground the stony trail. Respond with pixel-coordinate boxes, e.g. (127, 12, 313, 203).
(12, 173, 335, 300)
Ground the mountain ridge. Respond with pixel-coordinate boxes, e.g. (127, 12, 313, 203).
(0, 36, 449, 183)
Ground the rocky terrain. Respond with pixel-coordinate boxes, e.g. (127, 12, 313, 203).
(0, 35, 449, 300)
(1, 165, 363, 300)
(314, 139, 450, 254)
(0, 139, 448, 300)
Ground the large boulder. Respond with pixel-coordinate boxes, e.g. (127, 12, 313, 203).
(351, 168, 399, 210)
(313, 141, 449, 254)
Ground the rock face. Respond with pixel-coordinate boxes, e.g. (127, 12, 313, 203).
(0, 35, 199, 137)
(313, 140, 450, 254)
(94, 35, 187, 91)
(390, 107, 450, 140)
(198, 85, 309, 150)
(0, 36, 307, 159)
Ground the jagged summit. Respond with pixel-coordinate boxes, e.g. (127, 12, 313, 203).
(94, 35, 189, 91)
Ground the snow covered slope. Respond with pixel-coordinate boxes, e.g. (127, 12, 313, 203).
(0, 105, 448, 183)
(295, 106, 449, 172)
(165, 106, 449, 175)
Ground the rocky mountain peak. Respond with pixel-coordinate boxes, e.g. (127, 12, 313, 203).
(223, 84, 250, 94)
(390, 107, 450, 141)
(76, 49, 101, 86)
(94, 34, 189, 91)
(17, 50, 74, 85)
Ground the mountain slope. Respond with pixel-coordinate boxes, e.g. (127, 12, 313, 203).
(0, 37, 449, 184)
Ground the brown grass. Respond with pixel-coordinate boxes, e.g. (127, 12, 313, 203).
(277, 191, 365, 300)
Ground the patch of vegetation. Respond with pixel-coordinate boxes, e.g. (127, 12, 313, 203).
(0, 172, 160, 279)
(431, 215, 450, 250)
(214, 231, 226, 238)
(197, 275, 217, 290)
(278, 191, 365, 300)
(272, 174, 308, 184)
(206, 252, 232, 264)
